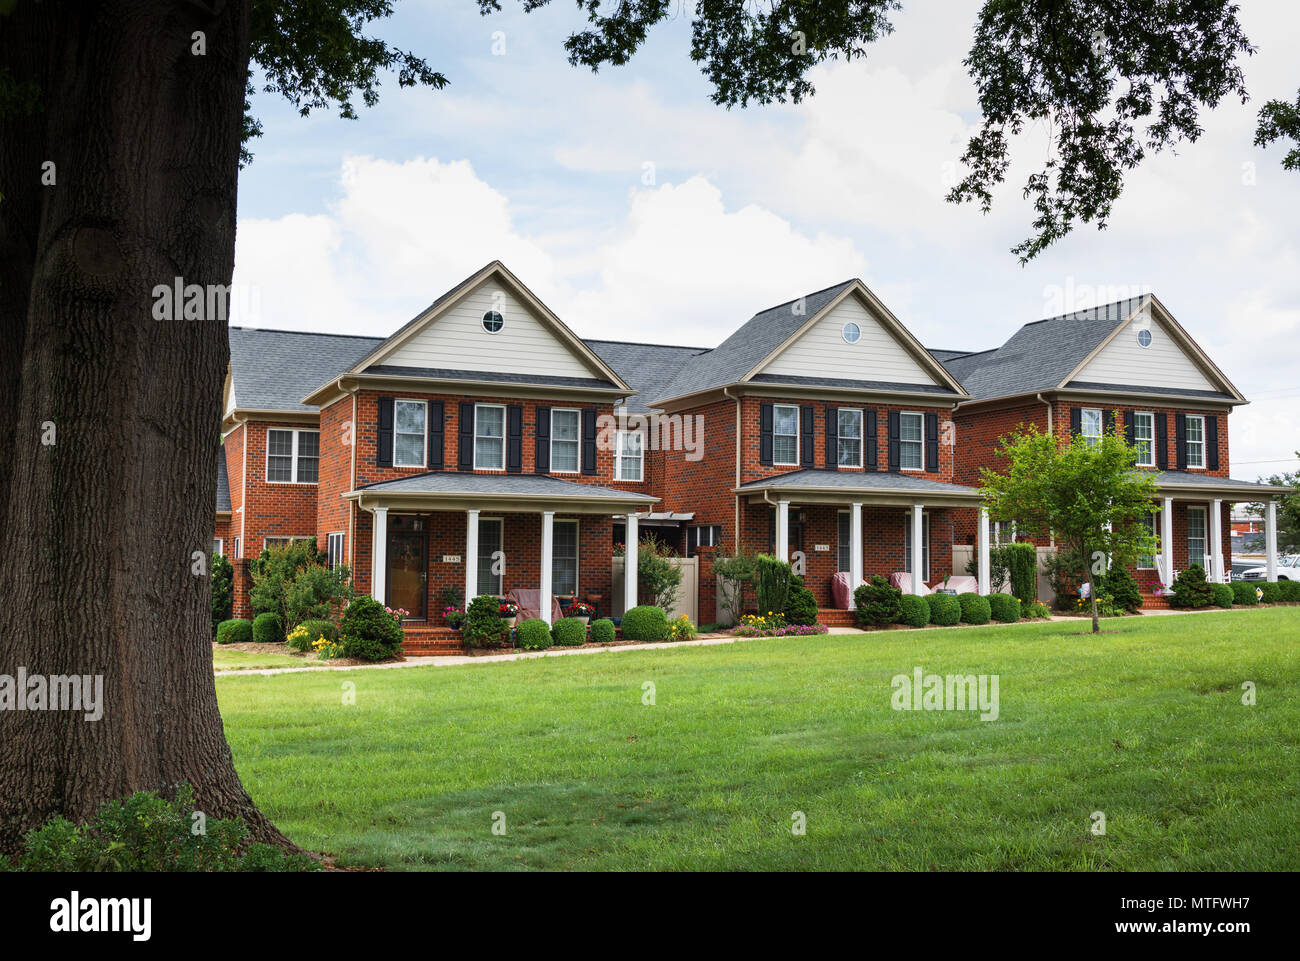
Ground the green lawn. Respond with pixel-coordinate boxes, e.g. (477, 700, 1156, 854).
(212, 646, 321, 672)
(217, 608, 1300, 870)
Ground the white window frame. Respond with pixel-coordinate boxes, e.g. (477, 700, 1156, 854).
(474, 404, 507, 471)
(773, 404, 800, 466)
(266, 428, 320, 485)
(1187, 505, 1208, 568)
(992, 520, 1017, 547)
(1185, 414, 1206, 469)
(263, 535, 311, 552)
(837, 408, 864, 469)
(837, 510, 852, 573)
(213, 538, 224, 557)
(232, 536, 242, 559)
(477, 516, 504, 595)
(327, 532, 346, 570)
(1137, 511, 1159, 569)
(552, 519, 579, 597)
(899, 411, 924, 471)
(550, 408, 580, 474)
(1133, 411, 1155, 467)
(393, 399, 428, 469)
(614, 429, 644, 481)
(903, 511, 931, 582)
(1080, 408, 1103, 447)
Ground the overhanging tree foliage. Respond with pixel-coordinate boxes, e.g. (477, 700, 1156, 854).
(1247, 451, 1300, 552)
(979, 425, 1159, 633)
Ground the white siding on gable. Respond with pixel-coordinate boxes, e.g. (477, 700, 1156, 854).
(757, 294, 941, 386)
(374, 281, 599, 379)
(1077, 310, 1216, 392)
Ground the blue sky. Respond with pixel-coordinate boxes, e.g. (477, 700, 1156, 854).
(232, 0, 1300, 474)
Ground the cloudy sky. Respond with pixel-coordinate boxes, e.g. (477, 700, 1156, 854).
(232, 0, 1300, 476)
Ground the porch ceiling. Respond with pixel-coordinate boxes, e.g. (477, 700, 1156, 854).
(345, 470, 658, 514)
(734, 468, 983, 508)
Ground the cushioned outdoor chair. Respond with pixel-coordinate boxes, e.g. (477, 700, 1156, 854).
(889, 572, 931, 596)
(830, 571, 866, 609)
(508, 589, 564, 622)
(941, 575, 979, 594)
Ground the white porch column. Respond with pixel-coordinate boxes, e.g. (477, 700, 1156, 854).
(464, 508, 480, 602)
(1210, 499, 1224, 583)
(1160, 497, 1174, 586)
(370, 506, 388, 603)
(1266, 500, 1279, 582)
(624, 512, 639, 611)
(539, 511, 554, 625)
(977, 506, 991, 595)
(911, 504, 925, 590)
(849, 501, 864, 588)
(775, 500, 790, 561)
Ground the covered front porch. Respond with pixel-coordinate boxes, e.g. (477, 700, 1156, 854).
(346, 473, 658, 636)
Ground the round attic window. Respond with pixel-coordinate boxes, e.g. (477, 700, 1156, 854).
(842, 321, 862, 344)
(1136, 328, 1152, 348)
(482, 310, 504, 333)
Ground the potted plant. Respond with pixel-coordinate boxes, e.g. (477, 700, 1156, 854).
(565, 600, 595, 626)
(935, 575, 957, 596)
(498, 600, 519, 630)
(443, 605, 466, 630)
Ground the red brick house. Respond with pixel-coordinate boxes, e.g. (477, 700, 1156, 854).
(215, 263, 1284, 635)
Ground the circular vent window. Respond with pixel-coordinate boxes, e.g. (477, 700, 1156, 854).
(1136, 328, 1152, 348)
(842, 321, 861, 344)
(482, 310, 504, 333)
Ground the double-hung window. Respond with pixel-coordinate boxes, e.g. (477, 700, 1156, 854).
(837, 511, 853, 573)
(1081, 408, 1103, 447)
(1185, 415, 1205, 468)
(477, 518, 503, 594)
(266, 429, 319, 483)
(899, 412, 923, 470)
(1133, 411, 1154, 466)
(552, 520, 579, 596)
(394, 400, 427, 467)
(1187, 506, 1208, 568)
(327, 532, 346, 570)
(1137, 512, 1159, 569)
(550, 409, 580, 473)
(475, 404, 506, 470)
(213, 538, 224, 558)
(838, 409, 863, 468)
(773, 405, 799, 466)
(615, 430, 643, 481)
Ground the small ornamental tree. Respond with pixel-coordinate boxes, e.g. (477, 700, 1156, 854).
(980, 424, 1159, 634)
(635, 535, 683, 610)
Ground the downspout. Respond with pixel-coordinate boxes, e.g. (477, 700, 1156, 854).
(724, 387, 742, 552)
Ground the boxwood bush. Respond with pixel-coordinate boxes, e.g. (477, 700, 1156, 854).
(854, 575, 902, 628)
(552, 617, 587, 646)
(621, 605, 668, 641)
(338, 595, 404, 661)
(1231, 581, 1259, 605)
(590, 618, 616, 644)
(516, 617, 552, 650)
(784, 575, 819, 626)
(1103, 565, 1143, 613)
(1209, 583, 1234, 608)
(1280, 580, 1300, 603)
(1170, 564, 1214, 609)
(1260, 582, 1283, 604)
(897, 594, 930, 628)
(987, 592, 1020, 623)
(958, 592, 991, 625)
(215, 618, 252, 645)
(252, 611, 285, 645)
(928, 593, 961, 626)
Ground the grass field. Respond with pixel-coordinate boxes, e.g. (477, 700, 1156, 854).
(216, 608, 1300, 870)
(212, 646, 321, 672)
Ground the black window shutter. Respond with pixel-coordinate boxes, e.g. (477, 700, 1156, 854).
(924, 412, 939, 472)
(800, 405, 815, 468)
(887, 410, 901, 472)
(581, 408, 598, 475)
(864, 409, 877, 471)
(1175, 413, 1187, 470)
(534, 405, 550, 474)
(457, 402, 474, 470)
(1206, 415, 1219, 470)
(1123, 410, 1136, 446)
(1069, 406, 1082, 437)
(824, 406, 839, 468)
(759, 402, 774, 466)
(1155, 413, 1169, 469)
(506, 405, 523, 473)
(376, 397, 394, 467)
(427, 401, 444, 470)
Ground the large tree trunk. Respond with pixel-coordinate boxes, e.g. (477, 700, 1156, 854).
(0, 0, 288, 853)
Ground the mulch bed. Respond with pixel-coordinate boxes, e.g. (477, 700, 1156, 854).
(212, 641, 386, 669)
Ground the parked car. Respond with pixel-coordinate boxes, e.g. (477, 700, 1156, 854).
(1239, 554, 1299, 580)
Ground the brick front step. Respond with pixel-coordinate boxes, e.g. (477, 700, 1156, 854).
(401, 625, 465, 656)
(1140, 593, 1172, 610)
(817, 608, 856, 628)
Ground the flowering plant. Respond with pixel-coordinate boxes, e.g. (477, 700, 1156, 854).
(739, 612, 786, 632)
(613, 542, 625, 557)
(565, 601, 595, 618)
(443, 605, 466, 627)
(498, 601, 520, 617)
(384, 606, 410, 624)
(313, 635, 346, 660)
(730, 621, 827, 638)
(667, 614, 697, 640)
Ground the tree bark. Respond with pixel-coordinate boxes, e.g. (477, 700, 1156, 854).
(0, 0, 289, 853)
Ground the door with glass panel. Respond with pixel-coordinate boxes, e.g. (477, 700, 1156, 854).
(386, 531, 426, 619)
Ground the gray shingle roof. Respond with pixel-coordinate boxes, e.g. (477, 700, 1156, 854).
(366, 365, 618, 390)
(229, 327, 382, 413)
(650, 280, 857, 404)
(737, 468, 981, 496)
(216, 452, 231, 512)
(584, 340, 709, 413)
(1154, 471, 1282, 493)
(1064, 380, 1236, 400)
(355, 471, 657, 502)
(748, 373, 957, 395)
(940, 297, 1148, 401)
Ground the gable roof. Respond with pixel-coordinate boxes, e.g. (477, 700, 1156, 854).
(216, 452, 231, 513)
(227, 327, 383, 414)
(650, 279, 966, 405)
(584, 340, 709, 413)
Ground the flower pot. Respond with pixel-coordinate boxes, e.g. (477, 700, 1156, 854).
(503, 616, 517, 630)
(574, 616, 590, 628)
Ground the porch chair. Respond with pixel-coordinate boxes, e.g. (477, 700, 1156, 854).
(508, 589, 564, 623)
(889, 572, 931, 596)
(830, 571, 866, 610)
(941, 575, 979, 594)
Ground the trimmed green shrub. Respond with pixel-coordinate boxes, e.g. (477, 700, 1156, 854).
(755, 555, 793, 617)
(1280, 580, 1300, 603)
(1209, 583, 1233, 608)
(1231, 581, 1259, 606)
(854, 575, 902, 628)
(928, 593, 961, 626)
(516, 618, 552, 650)
(211, 553, 234, 637)
(1103, 565, 1143, 613)
(958, 592, 992, 625)
(338, 595, 404, 661)
(1170, 565, 1214, 609)
(1004, 541, 1038, 603)
(621, 605, 668, 642)
(590, 618, 616, 644)
(461, 594, 506, 649)
(784, 575, 819, 626)
(634, 534, 685, 609)
(987, 593, 1020, 623)
(1260, 582, 1283, 604)
(252, 611, 285, 645)
(1021, 600, 1052, 619)
(897, 594, 930, 628)
(215, 618, 252, 645)
(552, 617, 587, 646)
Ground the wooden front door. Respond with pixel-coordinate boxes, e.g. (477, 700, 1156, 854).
(387, 531, 426, 619)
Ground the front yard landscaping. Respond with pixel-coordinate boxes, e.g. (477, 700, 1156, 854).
(216, 607, 1300, 871)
